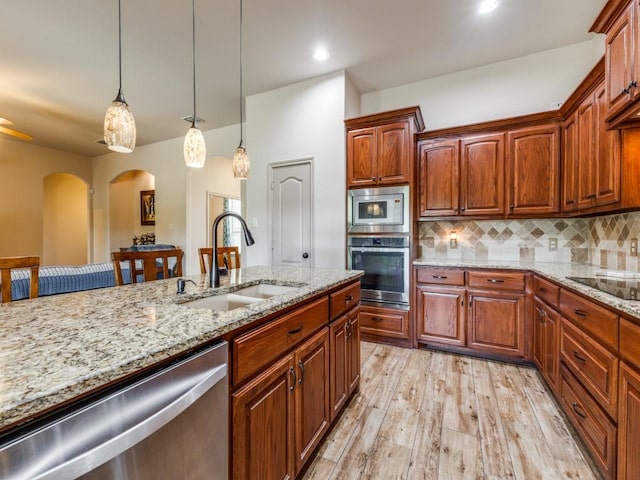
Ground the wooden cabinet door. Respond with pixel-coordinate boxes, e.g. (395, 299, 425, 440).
(594, 82, 621, 207)
(347, 309, 361, 395)
(576, 94, 596, 210)
(377, 121, 411, 185)
(232, 354, 295, 480)
(605, 0, 636, 119)
(507, 124, 560, 215)
(329, 314, 348, 420)
(460, 133, 505, 216)
(467, 290, 526, 359)
(416, 285, 466, 347)
(562, 112, 579, 212)
(293, 328, 330, 474)
(347, 127, 377, 187)
(533, 300, 560, 395)
(418, 139, 460, 217)
(619, 362, 640, 480)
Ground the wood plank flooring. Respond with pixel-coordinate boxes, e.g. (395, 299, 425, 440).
(303, 342, 600, 480)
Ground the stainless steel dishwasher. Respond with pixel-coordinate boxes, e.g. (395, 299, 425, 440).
(0, 341, 228, 480)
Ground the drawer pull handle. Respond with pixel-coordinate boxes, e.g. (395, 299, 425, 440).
(345, 295, 353, 302)
(347, 322, 353, 338)
(298, 360, 304, 384)
(487, 279, 504, 283)
(433, 275, 448, 279)
(535, 307, 545, 323)
(290, 367, 296, 391)
(573, 350, 586, 363)
(572, 402, 587, 419)
(573, 308, 588, 318)
(288, 324, 304, 335)
(539, 287, 548, 293)
(371, 316, 384, 322)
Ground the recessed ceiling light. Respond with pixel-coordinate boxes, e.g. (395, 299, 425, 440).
(478, 0, 499, 14)
(313, 46, 330, 62)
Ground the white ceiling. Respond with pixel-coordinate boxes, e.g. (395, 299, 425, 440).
(1, 0, 607, 157)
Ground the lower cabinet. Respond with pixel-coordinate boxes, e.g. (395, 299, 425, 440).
(467, 289, 526, 359)
(618, 362, 640, 480)
(415, 285, 465, 347)
(330, 307, 360, 420)
(233, 328, 330, 480)
(360, 304, 410, 347)
(532, 299, 560, 395)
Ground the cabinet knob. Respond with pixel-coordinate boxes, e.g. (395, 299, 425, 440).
(630, 80, 638, 89)
(460, 207, 465, 212)
(509, 205, 515, 210)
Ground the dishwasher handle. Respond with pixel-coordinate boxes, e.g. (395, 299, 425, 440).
(2, 342, 228, 480)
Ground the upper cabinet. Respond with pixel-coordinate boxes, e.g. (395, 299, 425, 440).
(592, 0, 640, 125)
(507, 124, 561, 216)
(346, 107, 424, 188)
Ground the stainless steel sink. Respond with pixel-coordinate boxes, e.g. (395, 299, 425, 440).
(180, 283, 300, 311)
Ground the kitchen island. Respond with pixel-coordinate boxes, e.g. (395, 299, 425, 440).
(0, 265, 362, 434)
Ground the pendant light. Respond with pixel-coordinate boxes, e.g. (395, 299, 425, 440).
(232, 0, 250, 179)
(103, 0, 136, 153)
(184, 0, 206, 168)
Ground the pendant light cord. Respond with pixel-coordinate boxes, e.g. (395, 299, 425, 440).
(239, 0, 244, 142)
(191, 0, 197, 127)
(118, 0, 123, 92)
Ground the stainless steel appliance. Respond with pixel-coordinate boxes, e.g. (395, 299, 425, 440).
(0, 341, 228, 480)
(348, 186, 409, 234)
(347, 236, 410, 307)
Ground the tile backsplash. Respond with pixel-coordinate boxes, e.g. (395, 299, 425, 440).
(419, 211, 640, 270)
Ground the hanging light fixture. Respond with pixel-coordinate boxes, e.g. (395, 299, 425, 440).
(232, 0, 250, 179)
(184, 0, 206, 168)
(104, 0, 136, 153)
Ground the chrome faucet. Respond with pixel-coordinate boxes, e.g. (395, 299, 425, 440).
(210, 212, 255, 288)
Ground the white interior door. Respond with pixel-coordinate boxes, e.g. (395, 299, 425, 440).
(270, 161, 312, 267)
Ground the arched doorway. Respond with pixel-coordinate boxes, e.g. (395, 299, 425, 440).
(109, 170, 155, 251)
(42, 173, 89, 265)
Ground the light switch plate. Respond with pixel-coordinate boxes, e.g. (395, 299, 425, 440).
(631, 238, 638, 257)
(548, 238, 558, 251)
(450, 238, 457, 249)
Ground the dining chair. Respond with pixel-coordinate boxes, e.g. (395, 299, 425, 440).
(112, 249, 184, 285)
(0, 256, 40, 303)
(198, 247, 241, 274)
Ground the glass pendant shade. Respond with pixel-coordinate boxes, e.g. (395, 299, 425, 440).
(104, 91, 136, 153)
(232, 144, 250, 179)
(184, 125, 206, 168)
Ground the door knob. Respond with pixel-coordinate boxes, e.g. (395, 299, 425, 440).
(302, 252, 309, 259)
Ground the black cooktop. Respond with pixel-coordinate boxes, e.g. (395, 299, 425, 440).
(567, 276, 640, 301)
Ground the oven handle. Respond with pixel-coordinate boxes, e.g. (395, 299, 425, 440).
(4, 344, 228, 480)
(349, 247, 409, 253)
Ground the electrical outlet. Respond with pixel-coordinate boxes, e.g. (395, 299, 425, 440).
(548, 238, 558, 251)
(426, 236, 435, 248)
(631, 238, 638, 257)
(450, 238, 458, 249)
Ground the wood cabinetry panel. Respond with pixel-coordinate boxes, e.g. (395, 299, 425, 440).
(559, 289, 619, 351)
(360, 305, 409, 340)
(533, 300, 560, 395)
(416, 267, 465, 286)
(559, 365, 617, 480)
(329, 282, 361, 320)
(533, 276, 560, 308)
(577, 96, 596, 210)
(618, 361, 640, 480)
(416, 285, 466, 347)
(620, 318, 640, 365)
(347, 127, 376, 186)
(562, 112, 579, 212)
(560, 318, 619, 418)
(233, 297, 328, 385)
(418, 139, 460, 217)
(467, 270, 526, 291)
(460, 133, 505, 215)
(377, 122, 410, 184)
(507, 125, 560, 215)
(594, 82, 621, 206)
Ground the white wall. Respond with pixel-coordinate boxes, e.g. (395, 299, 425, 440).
(245, 71, 348, 269)
(92, 123, 239, 266)
(360, 41, 604, 129)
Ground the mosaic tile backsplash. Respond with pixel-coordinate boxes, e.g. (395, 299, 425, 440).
(418, 212, 640, 272)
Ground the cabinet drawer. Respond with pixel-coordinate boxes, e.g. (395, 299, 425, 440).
(559, 365, 617, 479)
(533, 276, 559, 308)
(233, 296, 328, 384)
(467, 270, 526, 291)
(559, 289, 618, 351)
(329, 282, 360, 320)
(560, 318, 618, 418)
(620, 318, 640, 366)
(416, 268, 465, 286)
(360, 306, 409, 340)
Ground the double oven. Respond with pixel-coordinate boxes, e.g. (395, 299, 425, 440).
(347, 186, 410, 309)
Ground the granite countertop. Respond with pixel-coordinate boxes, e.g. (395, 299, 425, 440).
(414, 258, 640, 321)
(0, 265, 362, 432)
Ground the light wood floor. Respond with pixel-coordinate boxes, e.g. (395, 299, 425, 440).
(303, 341, 601, 480)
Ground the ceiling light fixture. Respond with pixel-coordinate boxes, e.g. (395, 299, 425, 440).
(478, 0, 499, 14)
(232, 0, 250, 179)
(103, 0, 136, 153)
(184, 0, 206, 168)
(313, 46, 330, 62)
